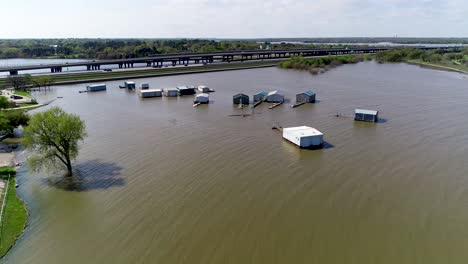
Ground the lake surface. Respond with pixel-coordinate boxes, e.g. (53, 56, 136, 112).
(2, 62, 468, 264)
(0, 58, 90, 76)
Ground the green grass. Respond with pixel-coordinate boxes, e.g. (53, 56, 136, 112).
(0, 178, 27, 258)
(406, 59, 468, 74)
(0, 61, 277, 88)
(12, 91, 30, 97)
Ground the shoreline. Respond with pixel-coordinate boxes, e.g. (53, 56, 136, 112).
(406, 60, 468, 74)
(0, 163, 28, 259)
(0, 61, 279, 88)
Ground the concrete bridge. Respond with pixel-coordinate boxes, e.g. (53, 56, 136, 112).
(0, 46, 459, 75)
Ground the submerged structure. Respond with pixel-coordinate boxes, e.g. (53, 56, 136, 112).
(86, 84, 107, 92)
(296, 90, 316, 103)
(282, 126, 324, 149)
(198, 86, 211, 93)
(177, 86, 197, 95)
(254, 91, 268, 102)
(266, 90, 285, 103)
(164, 88, 179, 97)
(355, 109, 379, 123)
(194, 93, 209, 104)
(125, 81, 136, 89)
(139, 89, 162, 98)
(140, 83, 150, 90)
(233, 93, 250, 105)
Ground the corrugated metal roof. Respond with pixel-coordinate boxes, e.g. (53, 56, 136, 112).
(283, 126, 323, 137)
(355, 109, 378, 115)
(267, 90, 285, 97)
(255, 91, 268, 96)
(304, 90, 315, 96)
(234, 93, 248, 98)
(196, 93, 209, 98)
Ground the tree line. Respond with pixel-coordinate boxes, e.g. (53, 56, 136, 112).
(0, 39, 317, 60)
(375, 48, 468, 64)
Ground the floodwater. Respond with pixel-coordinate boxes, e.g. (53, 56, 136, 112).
(2, 62, 468, 264)
(0, 58, 89, 76)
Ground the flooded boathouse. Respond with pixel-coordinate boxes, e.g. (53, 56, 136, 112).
(266, 90, 285, 103)
(282, 126, 324, 149)
(233, 93, 250, 104)
(296, 90, 316, 103)
(355, 109, 379, 123)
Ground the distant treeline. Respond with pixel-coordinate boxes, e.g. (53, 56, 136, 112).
(375, 48, 468, 64)
(279, 55, 370, 74)
(242, 38, 468, 44)
(0, 39, 317, 60)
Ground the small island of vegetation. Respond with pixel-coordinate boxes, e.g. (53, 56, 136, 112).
(279, 54, 371, 74)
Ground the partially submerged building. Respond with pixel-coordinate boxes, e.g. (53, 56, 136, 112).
(198, 86, 211, 93)
(266, 90, 285, 103)
(177, 86, 197, 95)
(86, 84, 107, 92)
(139, 89, 162, 98)
(282, 126, 324, 149)
(354, 109, 379, 123)
(125, 81, 136, 89)
(253, 91, 268, 102)
(140, 83, 150, 90)
(194, 93, 209, 104)
(233, 93, 250, 105)
(296, 90, 316, 103)
(164, 88, 179, 97)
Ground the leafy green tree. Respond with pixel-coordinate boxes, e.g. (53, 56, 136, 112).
(24, 107, 87, 176)
(0, 96, 11, 109)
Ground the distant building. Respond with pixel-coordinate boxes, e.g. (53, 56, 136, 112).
(194, 93, 209, 104)
(163, 88, 179, 97)
(139, 89, 162, 98)
(296, 90, 316, 103)
(233, 93, 250, 104)
(177, 86, 196, 95)
(266, 90, 285, 103)
(354, 109, 379, 123)
(283, 126, 324, 149)
(253, 91, 268, 102)
(86, 84, 107, 92)
(125, 81, 136, 89)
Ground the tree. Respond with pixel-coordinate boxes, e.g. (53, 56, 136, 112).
(6, 74, 32, 90)
(23, 107, 87, 176)
(0, 96, 11, 109)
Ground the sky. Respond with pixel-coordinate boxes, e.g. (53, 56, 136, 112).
(0, 0, 467, 38)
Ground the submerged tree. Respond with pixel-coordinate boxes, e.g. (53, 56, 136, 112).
(23, 107, 87, 176)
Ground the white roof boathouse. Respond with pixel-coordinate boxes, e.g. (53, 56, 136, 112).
(355, 109, 379, 123)
(198, 86, 211, 93)
(125, 81, 136, 89)
(266, 90, 285, 103)
(164, 88, 179, 97)
(194, 93, 209, 104)
(86, 84, 107, 92)
(283, 126, 324, 149)
(139, 89, 162, 98)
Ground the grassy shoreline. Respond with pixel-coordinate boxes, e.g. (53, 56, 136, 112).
(406, 60, 468, 74)
(0, 169, 27, 258)
(0, 61, 278, 88)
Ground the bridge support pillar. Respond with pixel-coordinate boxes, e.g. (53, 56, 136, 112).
(9, 70, 18, 76)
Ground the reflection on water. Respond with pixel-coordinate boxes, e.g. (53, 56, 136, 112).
(3, 61, 468, 264)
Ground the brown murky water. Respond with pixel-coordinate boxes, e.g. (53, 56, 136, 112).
(2, 62, 468, 264)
